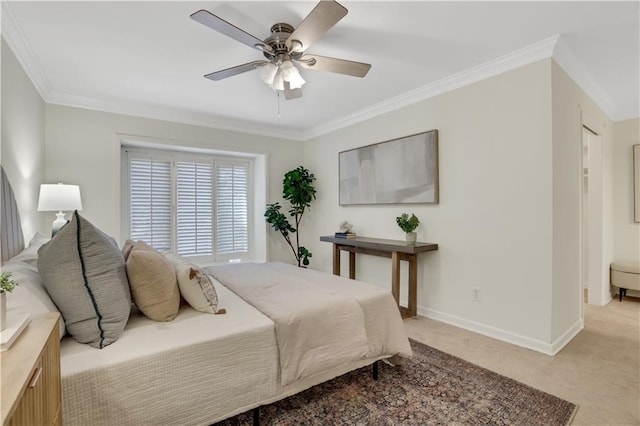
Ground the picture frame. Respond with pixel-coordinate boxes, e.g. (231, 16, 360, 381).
(339, 130, 439, 205)
(634, 144, 640, 223)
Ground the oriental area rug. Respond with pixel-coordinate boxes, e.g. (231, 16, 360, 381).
(216, 339, 578, 425)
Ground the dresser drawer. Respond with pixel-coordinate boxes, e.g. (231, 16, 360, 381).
(1, 313, 61, 426)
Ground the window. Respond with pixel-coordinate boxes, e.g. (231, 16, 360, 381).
(123, 148, 252, 263)
(176, 161, 213, 256)
(215, 162, 249, 256)
(129, 158, 172, 251)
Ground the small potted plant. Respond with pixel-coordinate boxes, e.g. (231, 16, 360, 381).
(0, 272, 19, 331)
(396, 213, 420, 244)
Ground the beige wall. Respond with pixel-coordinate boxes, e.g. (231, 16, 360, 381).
(4, 31, 633, 353)
(550, 61, 614, 340)
(44, 104, 304, 263)
(304, 58, 624, 352)
(612, 118, 640, 262)
(1, 39, 45, 243)
(304, 60, 557, 350)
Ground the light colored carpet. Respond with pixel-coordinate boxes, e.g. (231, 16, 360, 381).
(404, 296, 640, 425)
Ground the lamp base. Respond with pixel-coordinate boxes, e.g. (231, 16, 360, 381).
(51, 212, 68, 237)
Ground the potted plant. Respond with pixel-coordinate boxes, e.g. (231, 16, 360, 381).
(396, 213, 420, 244)
(0, 272, 19, 331)
(265, 166, 317, 267)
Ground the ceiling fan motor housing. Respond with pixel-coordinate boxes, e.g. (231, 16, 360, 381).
(263, 23, 302, 61)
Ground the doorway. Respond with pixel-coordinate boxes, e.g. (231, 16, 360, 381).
(581, 126, 607, 306)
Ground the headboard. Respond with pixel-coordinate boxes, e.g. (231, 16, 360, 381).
(1, 166, 25, 262)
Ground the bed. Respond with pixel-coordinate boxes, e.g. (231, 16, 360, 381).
(1, 167, 412, 425)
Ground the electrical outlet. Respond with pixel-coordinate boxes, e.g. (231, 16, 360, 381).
(472, 287, 481, 302)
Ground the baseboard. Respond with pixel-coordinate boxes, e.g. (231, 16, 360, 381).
(418, 306, 557, 355)
(550, 318, 584, 355)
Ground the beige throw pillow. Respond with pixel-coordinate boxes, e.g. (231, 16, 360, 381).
(126, 247, 180, 321)
(164, 253, 226, 315)
(122, 239, 154, 261)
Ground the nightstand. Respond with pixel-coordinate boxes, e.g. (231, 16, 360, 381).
(1, 312, 61, 425)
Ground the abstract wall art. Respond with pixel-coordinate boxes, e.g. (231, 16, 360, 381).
(339, 130, 439, 205)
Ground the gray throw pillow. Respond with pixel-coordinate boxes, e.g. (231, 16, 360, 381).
(38, 211, 131, 348)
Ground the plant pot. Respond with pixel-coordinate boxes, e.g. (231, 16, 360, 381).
(0, 291, 6, 331)
(406, 232, 417, 245)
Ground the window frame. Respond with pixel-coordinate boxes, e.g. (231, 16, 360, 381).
(122, 147, 254, 265)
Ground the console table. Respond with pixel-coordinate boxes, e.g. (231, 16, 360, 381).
(320, 236, 438, 318)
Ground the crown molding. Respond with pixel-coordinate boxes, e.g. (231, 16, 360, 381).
(7, 13, 631, 142)
(1, 2, 53, 100)
(3, 6, 560, 142)
(2, 1, 302, 141)
(552, 36, 627, 121)
(46, 90, 304, 141)
(303, 35, 560, 140)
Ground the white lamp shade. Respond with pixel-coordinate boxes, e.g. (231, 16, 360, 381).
(286, 70, 305, 89)
(259, 62, 278, 85)
(269, 70, 285, 91)
(37, 184, 83, 212)
(262, 60, 305, 92)
(280, 61, 305, 89)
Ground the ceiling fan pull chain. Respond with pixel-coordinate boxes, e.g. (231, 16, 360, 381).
(277, 90, 281, 117)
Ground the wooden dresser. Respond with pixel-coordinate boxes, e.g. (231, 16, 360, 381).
(1, 313, 61, 426)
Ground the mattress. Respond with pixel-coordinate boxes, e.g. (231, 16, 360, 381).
(206, 262, 413, 401)
(60, 283, 278, 426)
(207, 262, 412, 387)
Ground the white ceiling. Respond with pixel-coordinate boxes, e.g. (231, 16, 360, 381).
(3, 1, 639, 140)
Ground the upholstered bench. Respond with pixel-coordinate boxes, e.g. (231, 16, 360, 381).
(610, 262, 640, 301)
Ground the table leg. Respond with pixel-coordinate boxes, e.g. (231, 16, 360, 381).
(391, 251, 400, 306)
(332, 244, 340, 275)
(349, 251, 356, 279)
(408, 254, 417, 317)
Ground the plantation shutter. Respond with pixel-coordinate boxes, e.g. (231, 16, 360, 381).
(129, 158, 172, 251)
(176, 161, 213, 257)
(125, 148, 254, 264)
(215, 161, 249, 259)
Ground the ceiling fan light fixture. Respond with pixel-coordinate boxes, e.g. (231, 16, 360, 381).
(280, 60, 305, 89)
(260, 62, 278, 85)
(192, 1, 372, 101)
(263, 60, 305, 91)
(286, 69, 305, 89)
(269, 69, 285, 91)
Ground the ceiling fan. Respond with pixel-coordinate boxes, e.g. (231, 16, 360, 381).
(190, 0, 371, 100)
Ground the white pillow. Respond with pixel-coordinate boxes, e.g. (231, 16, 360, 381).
(2, 260, 66, 338)
(163, 253, 226, 315)
(7, 233, 49, 265)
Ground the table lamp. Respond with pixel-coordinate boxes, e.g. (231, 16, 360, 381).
(37, 183, 83, 236)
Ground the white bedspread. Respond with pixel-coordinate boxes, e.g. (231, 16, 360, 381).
(206, 262, 412, 386)
(60, 283, 278, 426)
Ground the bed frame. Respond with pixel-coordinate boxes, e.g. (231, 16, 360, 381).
(0, 168, 393, 426)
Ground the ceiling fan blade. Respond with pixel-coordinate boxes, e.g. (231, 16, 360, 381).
(284, 82, 303, 100)
(298, 55, 371, 78)
(204, 60, 267, 81)
(191, 9, 273, 54)
(285, 0, 348, 52)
